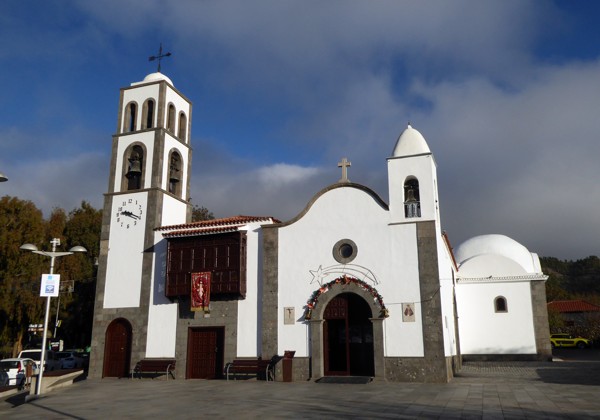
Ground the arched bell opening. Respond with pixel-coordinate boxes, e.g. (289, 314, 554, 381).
(167, 150, 182, 197)
(124, 101, 138, 133)
(404, 176, 421, 218)
(142, 99, 155, 130)
(121, 144, 147, 191)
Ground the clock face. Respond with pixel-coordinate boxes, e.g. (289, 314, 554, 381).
(115, 198, 144, 229)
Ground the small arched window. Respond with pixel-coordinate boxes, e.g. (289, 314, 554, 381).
(494, 296, 508, 313)
(142, 99, 155, 129)
(125, 145, 144, 190)
(124, 102, 137, 133)
(404, 177, 421, 218)
(178, 112, 187, 140)
(168, 151, 182, 196)
(167, 104, 176, 133)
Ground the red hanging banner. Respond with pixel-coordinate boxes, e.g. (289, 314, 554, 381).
(191, 272, 211, 312)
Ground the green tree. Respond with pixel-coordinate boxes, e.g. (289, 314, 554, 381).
(192, 205, 215, 222)
(60, 201, 102, 348)
(0, 196, 47, 357)
(0, 198, 103, 357)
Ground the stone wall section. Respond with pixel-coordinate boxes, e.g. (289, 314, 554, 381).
(531, 280, 552, 360)
(385, 221, 451, 382)
(174, 298, 239, 379)
(261, 227, 279, 359)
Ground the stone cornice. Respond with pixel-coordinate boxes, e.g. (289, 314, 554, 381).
(457, 274, 548, 284)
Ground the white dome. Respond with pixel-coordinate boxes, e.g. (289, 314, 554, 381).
(454, 234, 541, 277)
(141, 72, 173, 86)
(391, 124, 431, 157)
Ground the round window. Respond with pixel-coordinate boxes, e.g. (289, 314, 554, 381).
(333, 239, 357, 264)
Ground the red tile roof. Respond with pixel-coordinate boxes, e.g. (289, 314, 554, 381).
(157, 215, 279, 238)
(547, 300, 600, 313)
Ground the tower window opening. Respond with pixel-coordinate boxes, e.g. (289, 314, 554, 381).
(142, 99, 155, 129)
(168, 151, 182, 196)
(167, 104, 176, 133)
(126, 145, 144, 190)
(494, 296, 508, 313)
(178, 112, 187, 141)
(404, 178, 421, 218)
(125, 102, 137, 133)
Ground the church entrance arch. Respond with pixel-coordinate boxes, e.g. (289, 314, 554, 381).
(323, 293, 374, 376)
(306, 276, 387, 380)
(103, 318, 132, 378)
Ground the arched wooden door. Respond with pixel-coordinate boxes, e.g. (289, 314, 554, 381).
(323, 293, 374, 376)
(103, 318, 132, 378)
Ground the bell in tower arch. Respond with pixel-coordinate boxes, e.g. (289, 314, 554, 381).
(169, 162, 180, 184)
(127, 153, 142, 178)
(168, 153, 182, 195)
(405, 187, 417, 203)
(126, 151, 143, 190)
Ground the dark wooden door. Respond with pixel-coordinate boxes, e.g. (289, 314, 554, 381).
(324, 295, 349, 375)
(323, 293, 374, 377)
(103, 318, 132, 378)
(187, 327, 224, 379)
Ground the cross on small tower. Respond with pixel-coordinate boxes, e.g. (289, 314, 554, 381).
(338, 157, 351, 183)
(149, 43, 172, 73)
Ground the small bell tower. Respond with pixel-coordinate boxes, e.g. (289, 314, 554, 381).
(90, 70, 193, 378)
(387, 124, 440, 225)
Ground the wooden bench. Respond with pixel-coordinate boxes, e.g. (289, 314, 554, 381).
(131, 358, 176, 380)
(224, 358, 274, 381)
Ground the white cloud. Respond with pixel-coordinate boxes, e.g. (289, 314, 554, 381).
(257, 163, 320, 189)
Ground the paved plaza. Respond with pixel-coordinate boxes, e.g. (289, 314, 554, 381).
(1, 360, 600, 419)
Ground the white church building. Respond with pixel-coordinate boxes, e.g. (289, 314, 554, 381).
(89, 72, 551, 382)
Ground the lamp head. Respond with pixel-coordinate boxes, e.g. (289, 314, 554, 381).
(20, 243, 39, 252)
(68, 246, 87, 253)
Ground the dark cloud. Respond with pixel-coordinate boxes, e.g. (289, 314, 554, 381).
(1, 1, 599, 260)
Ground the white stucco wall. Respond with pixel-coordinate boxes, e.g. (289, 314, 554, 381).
(122, 80, 191, 144)
(237, 223, 271, 357)
(456, 281, 537, 354)
(103, 191, 148, 308)
(145, 197, 188, 357)
(122, 83, 160, 132)
(112, 131, 156, 193)
(162, 135, 189, 194)
(438, 265, 458, 357)
(276, 186, 426, 358)
(388, 154, 437, 223)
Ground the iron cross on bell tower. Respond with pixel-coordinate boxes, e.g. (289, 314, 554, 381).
(149, 43, 172, 72)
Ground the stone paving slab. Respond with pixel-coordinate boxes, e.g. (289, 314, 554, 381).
(1, 361, 599, 419)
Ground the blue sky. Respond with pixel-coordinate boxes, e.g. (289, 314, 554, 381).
(1, 0, 600, 260)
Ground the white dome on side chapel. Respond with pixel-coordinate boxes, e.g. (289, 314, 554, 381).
(391, 124, 431, 157)
(454, 234, 541, 277)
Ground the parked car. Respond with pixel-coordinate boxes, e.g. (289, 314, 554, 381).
(550, 333, 592, 348)
(0, 358, 39, 388)
(66, 349, 90, 369)
(17, 349, 60, 371)
(0, 369, 8, 387)
(55, 351, 85, 369)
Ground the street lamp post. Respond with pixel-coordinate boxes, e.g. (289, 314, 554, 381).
(20, 238, 86, 396)
(0, 172, 7, 182)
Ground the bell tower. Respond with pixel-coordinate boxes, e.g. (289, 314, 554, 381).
(387, 124, 440, 225)
(90, 72, 192, 378)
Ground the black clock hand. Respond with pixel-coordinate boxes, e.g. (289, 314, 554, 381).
(121, 211, 141, 220)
